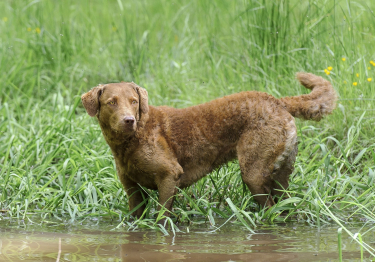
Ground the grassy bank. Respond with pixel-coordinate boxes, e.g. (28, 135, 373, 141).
(1, 0, 375, 256)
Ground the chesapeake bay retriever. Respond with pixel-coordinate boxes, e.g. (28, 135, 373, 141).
(81, 73, 337, 218)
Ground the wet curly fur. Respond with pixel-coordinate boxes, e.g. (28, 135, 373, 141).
(81, 72, 337, 218)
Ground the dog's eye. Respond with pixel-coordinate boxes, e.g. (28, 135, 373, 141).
(108, 101, 116, 105)
(132, 100, 138, 104)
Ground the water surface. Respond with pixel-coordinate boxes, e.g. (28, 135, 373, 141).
(0, 219, 372, 261)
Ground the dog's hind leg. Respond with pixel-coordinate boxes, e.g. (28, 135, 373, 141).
(269, 118, 298, 202)
(237, 117, 295, 208)
(271, 137, 298, 202)
(237, 134, 281, 208)
(238, 159, 276, 208)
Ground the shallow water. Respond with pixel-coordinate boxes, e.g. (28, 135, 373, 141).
(0, 219, 373, 262)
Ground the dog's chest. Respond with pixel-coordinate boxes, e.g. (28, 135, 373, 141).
(113, 145, 179, 189)
(116, 154, 158, 188)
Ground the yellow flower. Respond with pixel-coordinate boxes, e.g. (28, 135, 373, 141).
(356, 73, 359, 77)
(353, 82, 358, 86)
(2, 17, 7, 22)
(327, 66, 333, 71)
(371, 61, 375, 66)
(342, 58, 346, 62)
(343, 81, 347, 84)
(368, 78, 372, 82)
(368, 67, 371, 70)
(324, 69, 330, 75)
(35, 27, 41, 34)
(27, 27, 32, 32)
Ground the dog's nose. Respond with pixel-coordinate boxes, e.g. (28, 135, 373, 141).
(124, 116, 135, 124)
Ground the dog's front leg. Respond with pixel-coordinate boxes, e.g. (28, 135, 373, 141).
(156, 175, 180, 223)
(123, 176, 148, 219)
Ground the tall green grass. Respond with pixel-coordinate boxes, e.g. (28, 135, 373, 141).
(1, 0, 375, 257)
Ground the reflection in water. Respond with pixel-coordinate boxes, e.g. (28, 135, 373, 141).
(0, 220, 372, 262)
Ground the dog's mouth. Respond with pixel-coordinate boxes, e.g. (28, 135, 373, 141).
(123, 123, 136, 132)
(109, 116, 137, 134)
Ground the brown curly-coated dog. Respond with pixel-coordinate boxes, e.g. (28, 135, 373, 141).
(81, 73, 337, 219)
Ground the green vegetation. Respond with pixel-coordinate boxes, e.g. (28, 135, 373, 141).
(1, 0, 375, 257)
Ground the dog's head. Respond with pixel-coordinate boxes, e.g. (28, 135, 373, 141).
(81, 82, 149, 136)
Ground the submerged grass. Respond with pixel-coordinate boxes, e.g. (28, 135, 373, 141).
(1, 0, 375, 258)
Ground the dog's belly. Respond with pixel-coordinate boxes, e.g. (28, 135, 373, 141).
(178, 145, 237, 188)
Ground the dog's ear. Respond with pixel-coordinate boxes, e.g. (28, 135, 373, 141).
(81, 85, 104, 117)
(134, 84, 149, 125)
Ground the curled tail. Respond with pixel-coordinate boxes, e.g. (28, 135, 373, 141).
(279, 72, 337, 121)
